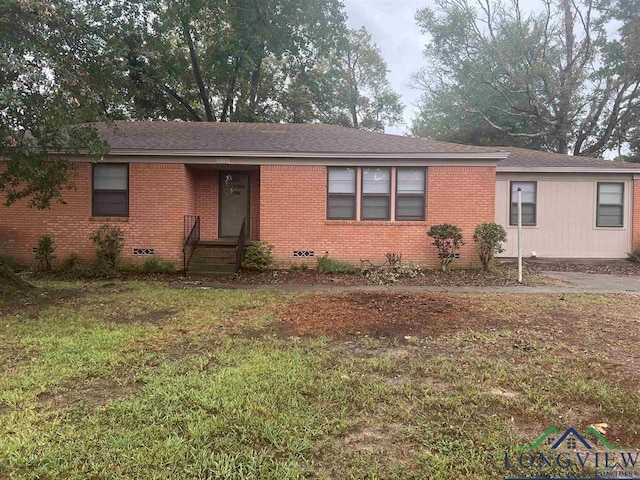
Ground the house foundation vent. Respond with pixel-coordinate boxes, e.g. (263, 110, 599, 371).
(133, 248, 155, 256)
(32, 247, 38, 254)
(438, 253, 460, 260)
(293, 250, 315, 258)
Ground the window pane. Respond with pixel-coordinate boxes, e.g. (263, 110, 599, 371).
(397, 168, 425, 194)
(511, 203, 536, 225)
(328, 167, 356, 194)
(94, 164, 127, 190)
(511, 181, 536, 203)
(327, 195, 356, 219)
(397, 196, 425, 220)
(93, 192, 128, 216)
(510, 181, 536, 225)
(598, 205, 623, 227)
(362, 196, 390, 220)
(363, 168, 390, 194)
(599, 183, 623, 204)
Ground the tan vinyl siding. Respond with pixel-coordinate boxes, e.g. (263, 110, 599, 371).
(496, 173, 633, 258)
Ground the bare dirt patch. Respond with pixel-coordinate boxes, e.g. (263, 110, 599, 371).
(273, 292, 640, 386)
(274, 292, 503, 339)
(36, 377, 141, 411)
(0, 287, 89, 317)
(0, 346, 34, 369)
(0, 282, 134, 317)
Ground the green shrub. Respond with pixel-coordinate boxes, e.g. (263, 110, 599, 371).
(58, 253, 83, 279)
(317, 255, 359, 274)
(427, 223, 464, 271)
(242, 242, 274, 271)
(34, 235, 56, 272)
(628, 250, 640, 263)
(143, 257, 176, 274)
(90, 225, 124, 271)
(473, 222, 507, 271)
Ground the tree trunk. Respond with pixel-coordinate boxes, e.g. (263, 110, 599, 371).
(555, 0, 574, 154)
(248, 55, 264, 116)
(221, 58, 241, 122)
(181, 15, 215, 122)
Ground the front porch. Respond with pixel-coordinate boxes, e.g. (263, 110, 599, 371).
(183, 165, 261, 275)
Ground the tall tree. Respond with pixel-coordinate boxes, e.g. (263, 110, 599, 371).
(411, 0, 640, 156)
(0, 0, 109, 209)
(317, 28, 404, 131)
(78, 0, 403, 130)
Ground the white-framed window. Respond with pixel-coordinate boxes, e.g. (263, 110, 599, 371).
(396, 168, 426, 221)
(361, 167, 391, 220)
(327, 167, 357, 220)
(326, 167, 427, 221)
(92, 164, 129, 216)
(509, 181, 536, 226)
(596, 182, 624, 227)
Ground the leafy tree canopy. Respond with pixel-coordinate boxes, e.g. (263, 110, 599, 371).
(1, 0, 403, 208)
(411, 0, 640, 157)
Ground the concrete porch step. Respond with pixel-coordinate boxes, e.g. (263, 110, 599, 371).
(189, 257, 236, 267)
(192, 249, 237, 259)
(188, 264, 237, 274)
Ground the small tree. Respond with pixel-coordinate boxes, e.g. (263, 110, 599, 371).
(91, 225, 125, 270)
(427, 224, 464, 272)
(473, 223, 507, 271)
(34, 235, 56, 272)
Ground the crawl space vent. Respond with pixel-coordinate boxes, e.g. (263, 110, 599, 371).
(133, 248, 155, 256)
(293, 250, 315, 258)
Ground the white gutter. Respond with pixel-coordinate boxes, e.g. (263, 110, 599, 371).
(94, 149, 510, 160)
(497, 166, 640, 174)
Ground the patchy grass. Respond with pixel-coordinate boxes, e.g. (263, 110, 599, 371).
(0, 281, 639, 479)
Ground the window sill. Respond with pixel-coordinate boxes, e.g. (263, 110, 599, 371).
(325, 220, 428, 226)
(90, 216, 129, 222)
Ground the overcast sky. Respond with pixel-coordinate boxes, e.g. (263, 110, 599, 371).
(344, 0, 430, 136)
(344, 0, 545, 136)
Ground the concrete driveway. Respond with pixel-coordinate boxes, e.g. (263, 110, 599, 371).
(541, 271, 640, 294)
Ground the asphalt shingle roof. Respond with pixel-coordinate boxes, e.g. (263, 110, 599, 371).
(496, 146, 639, 171)
(94, 121, 503, 155)
(93, 122, 640, 171)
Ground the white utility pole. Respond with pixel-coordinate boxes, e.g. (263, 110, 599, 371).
(517, 187, 523, 283)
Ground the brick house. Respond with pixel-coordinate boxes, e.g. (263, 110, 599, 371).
(0, 122, 506, 272)
(1, 122, 639, 273)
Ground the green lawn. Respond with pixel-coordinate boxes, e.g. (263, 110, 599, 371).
(0, 281, 639, 479)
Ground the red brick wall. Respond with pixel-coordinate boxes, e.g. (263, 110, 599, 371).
(0, 162, 194, 268)
(0, 161, 494, 270)
(633, 178, 640, 252)
(192, 167, 218, 239)
(259, 164, 496, 268)
(250, 171, 260, 239)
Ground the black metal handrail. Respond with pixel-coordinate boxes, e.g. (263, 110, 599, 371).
(236, 217, 247, 272)
(183, 215, 200, 275)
